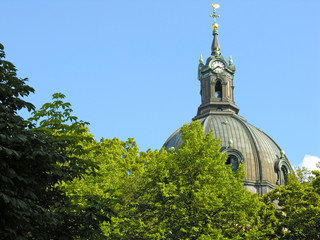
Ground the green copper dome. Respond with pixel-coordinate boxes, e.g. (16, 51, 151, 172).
(164, 113, 292, 195)
(163, 5, 292, 195)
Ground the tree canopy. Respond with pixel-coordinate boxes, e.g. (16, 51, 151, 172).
(63, 121, 275, 239)
(263, 167, 320, 240)
(0, 44, 98, 239)
(0, 42, 57, 239)
(1, 42, 320, 239)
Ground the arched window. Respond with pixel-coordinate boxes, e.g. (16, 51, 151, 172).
(215, 81, 222, 99)
(280, 165, 288, 185)
(275, 160, 291, 186)
(222, 149, 244, 173)
(226, 154, 240, 172)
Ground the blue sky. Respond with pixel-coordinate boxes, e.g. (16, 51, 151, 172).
(1, 0, 319, 168)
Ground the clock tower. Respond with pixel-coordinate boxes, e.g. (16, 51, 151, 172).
(164, 3, 293, 195)
(195, 4, 239, 120)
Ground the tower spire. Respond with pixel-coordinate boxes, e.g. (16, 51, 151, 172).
(195, 3, 239, 118)
(210, 3, 221, 56)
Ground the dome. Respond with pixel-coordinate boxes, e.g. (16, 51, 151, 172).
(163, 6, 292, 195)
(164, 113, 292, 195)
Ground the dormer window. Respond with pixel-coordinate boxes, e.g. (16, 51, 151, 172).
(275, 160, 291, 186)
(280, 165, 288, 185)
(226, 155, 240, 172)
(222, 149, 244, 173)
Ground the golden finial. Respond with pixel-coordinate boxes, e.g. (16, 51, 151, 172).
(199, 54, 203, 64)
(210, 3, 220, 30)
(229, 56, 233, 65)
(212, 23, 219, 30)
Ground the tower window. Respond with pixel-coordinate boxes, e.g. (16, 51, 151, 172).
(215, 81, 222, 99)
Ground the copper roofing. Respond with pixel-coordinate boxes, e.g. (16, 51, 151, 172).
(163, 113, 292, 195)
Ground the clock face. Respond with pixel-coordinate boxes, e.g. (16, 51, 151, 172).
(211, 61, 224, 73)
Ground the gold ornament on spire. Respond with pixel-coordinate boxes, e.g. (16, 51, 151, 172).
(210, 3, 220, 30)
(212, 23, 219, 30)
(229, 56, 233, 65)
(199, 54, 204, 64)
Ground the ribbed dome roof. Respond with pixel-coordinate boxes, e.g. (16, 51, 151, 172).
(164, 113, 292, 195)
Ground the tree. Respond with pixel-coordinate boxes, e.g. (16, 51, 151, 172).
(58, 121, 275, 239)
(295, 166, 314, 184)
(312, 162, 320, 194)
(0, 43, 99, 239)
(28, 93, 112, 239)
(108, 121, 270, 239)
(263, 173, 320, 240)
(0, 43, 58, 239)
(28, 92, 97, 182)
(0, 41, 287, 239)
(60, 136, 146, 239)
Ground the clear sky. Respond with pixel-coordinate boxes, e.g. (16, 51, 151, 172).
(1, 0, 320, 168)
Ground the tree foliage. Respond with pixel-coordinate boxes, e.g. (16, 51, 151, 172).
(60, 136, 144, 239)
(29, 92, 97, 181)
(294, 166, 314, 185)
(0, 43, 58, 239)
(103, 121, 270, 239)
(263, 172, 320, 240)
(312, 162, 320, 194)
(28, 93, 112, 239)
(54, 121, 285, 239)
(0, 43, 98, 239)
(2, 41, 320, 239)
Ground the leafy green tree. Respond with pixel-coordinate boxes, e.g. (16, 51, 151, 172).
(312, 162, 320, 194)
(108, 121, 270, 239)
(0, 42, 101, 239)
(0, 43, 60, 239)
(29, 92, 96, 182)
(263, 173, 320, 240)
(60, 136, 146, 239)
(295, 166, 314, 184)
(29, 93, 113, 239)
